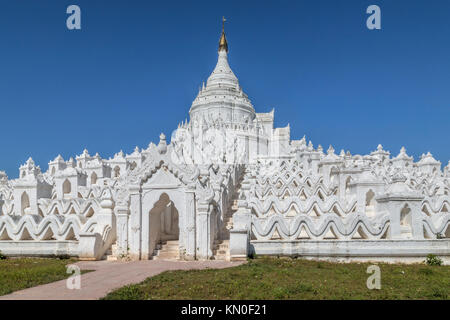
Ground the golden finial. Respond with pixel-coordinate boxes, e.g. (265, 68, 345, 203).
(222, 16, 226, 32)
(219, 16, 228, 53)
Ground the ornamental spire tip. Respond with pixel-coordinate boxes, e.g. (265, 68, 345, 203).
(219, 16, 228, 53)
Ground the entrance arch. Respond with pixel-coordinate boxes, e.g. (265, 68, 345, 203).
(126, 162, 214, 261)
(147, 193, 180, 258)
(138, 188, 196, 260)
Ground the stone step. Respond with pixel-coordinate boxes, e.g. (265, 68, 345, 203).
(213, 249, 228, 255)
(151, 240, 180, 261)
(214, 240, 229, 244)
(111, 244, 119, 256)
(215, 253, 230, 258)
(160, 246, 179, 251)
(155, 252, 179, 258)
(163, 244, 179, 248)
(213, 243, 229, 250)
(213, 245, 228, 251)
(214, 254, 230, 261)
(106, 255, 118, 261)
(161, 243, 179, 249)
(153, 256, 179, 261)
(159, 249, 179, 255)
(153, 252, 179, 260)
(152, 252, 179, 259)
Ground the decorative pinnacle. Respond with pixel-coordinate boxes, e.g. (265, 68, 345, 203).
(158, 133, 167, 154)
(219, 16, 228, 53)
(327, 145, 335, 155)
(222, 16, 226, 32)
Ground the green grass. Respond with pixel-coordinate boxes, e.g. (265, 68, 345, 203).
(103, 257, 450, 300)
(0, 257, 80, 296)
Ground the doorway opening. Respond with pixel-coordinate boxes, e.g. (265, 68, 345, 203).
(149, 193, 180, 260)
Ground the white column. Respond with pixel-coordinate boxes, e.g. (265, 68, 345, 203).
(196, 202, 213, 260)
(182, 190, 196, 260)
(230, 203, 252, 260)
(115, 205, 129, 256)
(128, 184, 142, 260)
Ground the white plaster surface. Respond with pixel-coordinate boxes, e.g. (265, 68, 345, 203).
(0, 29, 449, 264)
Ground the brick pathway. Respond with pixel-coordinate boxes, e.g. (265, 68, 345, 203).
(0, 259, 244, 300)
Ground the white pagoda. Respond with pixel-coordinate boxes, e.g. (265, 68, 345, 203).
(0, 21, 449, 263)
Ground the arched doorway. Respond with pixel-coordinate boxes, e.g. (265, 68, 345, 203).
(131, 185, 196, 261)
(147, 193, 180, 259)
(63, 179, 71, 197)
(400, 204, 412, 238)
(91, 172, 98, 185)
(21, 192, 30, 215)
(365, 189, 376, 217)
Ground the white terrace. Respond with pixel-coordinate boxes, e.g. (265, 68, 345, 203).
(0, 23, 449, 263)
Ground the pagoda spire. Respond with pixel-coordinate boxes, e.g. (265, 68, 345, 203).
(218, 16, 228, 53)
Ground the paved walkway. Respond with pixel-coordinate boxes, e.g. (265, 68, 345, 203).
(0, 259, 244, 300)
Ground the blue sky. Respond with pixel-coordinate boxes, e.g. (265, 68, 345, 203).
(0, 0, 449, 178)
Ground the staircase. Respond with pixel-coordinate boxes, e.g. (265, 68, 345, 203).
(218, 200, 237, 240)
(213, 239, 230, 260)
(152, 240, 180, 260)
(105, 242, 119, 261)
(214, 178, 243, 260)
(219, 177, 242, 240)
